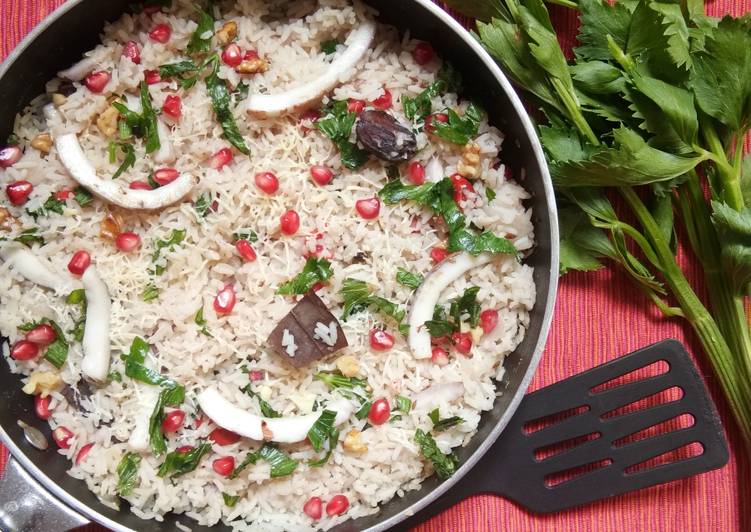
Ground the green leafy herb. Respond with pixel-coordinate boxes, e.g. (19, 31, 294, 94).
(395, 395, 412, 414)
(18, 319, 68, 367)
(241, 384, 280, 418)
(116, 452, 141, 496)
(485, 187, 497, 202)
(428, 408, 465, 432)
(13, 228, 44, 247)
(432, 104, 484, 145)
(112, 82, 160, 153)
(151, 229, 187, 269)
(229, 451, 259, 479)
(111, 143, 136, 179)
(6, 133, 19, 146)
(66, 288, 87, 342)
(321, 39, 339, 55)
(315, 100, 367, 169)
(315, 371, 372, 418)
(424, 286, 481, 337)
(108, 370, 122, 382)
(122, 337, 180, 389)
(222, 493, 240, 507)
(149, 383, 185, 455)
(232, 228, 258, 243)
(402, 80, 445, 124)
(339, 278, 408, 335)
(142, 283, 160, 301)
(277, 257, 333, 295)
(308, 426, 339, 467)
(233, 81, 250, 105)
(74, 187, 93, 207)
(194, 193, 213, 218)
(396, 268, 423, 290)
(258, 444, 298, 477)
(186, 6, 214, 54)
(307, 409, 336, 452)
(194, 307, 212, 337)
(205, 59, 250, 155)
(157, 442, 211, 477)
(414, 429, 458, 480)
(26, 194, 64, 220)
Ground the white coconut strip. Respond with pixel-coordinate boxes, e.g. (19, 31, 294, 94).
(197, 387, 355, 443)
(57, 56, 97, 81)
(408, 252, 495, 359)
(80, 266, 111, 382)
(412, 382, 465, 411)
(153, 119, 176, 164)
(127, 382, 160, 452)
(124, 93, 143, 114)
(425, 156, 444, 183)
(0, 243, 78, 296)
(55, 134, 195, 210)
(244, 20, 376, 117)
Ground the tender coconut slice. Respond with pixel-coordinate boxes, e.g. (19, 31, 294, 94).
(58, 57, 97, 81)
(408, 252, 495, 359)
(80, 266, 111, 382)
(412, 382, 465, 411)
(127, 382, 160, 451)
(55, 133, 195, 210)
(425, 156, 444, 183)
(244, 20, 376, 117)
(0, 243, 78, 296)
(153, 119, 176, 164)
(197, 387, 355, 443)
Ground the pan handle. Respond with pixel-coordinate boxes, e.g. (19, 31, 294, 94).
(0, 455, 90, 532)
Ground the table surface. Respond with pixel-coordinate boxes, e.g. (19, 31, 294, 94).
(1, 1, 749, 531)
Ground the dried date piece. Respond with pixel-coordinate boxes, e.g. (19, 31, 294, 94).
(355, 110, 417, 162)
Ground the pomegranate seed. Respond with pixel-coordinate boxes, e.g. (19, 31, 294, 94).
(371, 89, 392, 110)
(25, 324, 57, 345)
(55, 189, 72, 201)
(162, 95, 182, 120)
(243, 50, 259, 61)
(212, 456, 235, 476)
(430, 246, 448, 264)
(450, 173, 475, 205)
(451, 331, 473, 355)
(312, 281, 323, 292)
(368, 398, 391, 425)
(115, 232, 141, 253)
(129, 180, 152, 190)
(325, 494, 349, 517)
(149, 23, 171, 43)
(425, 112, 448, 133)
(221, 43, 243, 67)
(254, 171, 279, 194)
(67, 250, 91, 276)
(210, 148, 234, 170)
(52, 426, 74, 449)
(144, 70, 162, 84)
(347, 99, 365, 114)
(194, 417, 204, 429)
(408, 161, 425, 185)
(280, 209, 300, 235)
(34, 395, 52, 420)
(122, 41, 141, 64)
(355, 197, 381, 219)
(249, 370, 264, 381)
(177, 445, 194, 453)
(10, 340, 39, 361)
(85, 71, 110, 93)
(431, 347, 449, 366)
(75, 443, 94, 465)
(479, 309, 499, 334)
(412, 42, 434, 65)
(235, 239, 257, 262)
(162, 410, 186, 433)
(213, 284, 236, 315)
(303, 496, 323, 520)
(369, 329, 394, 351)
(309, 165, 333, 186)
(0, 146, 23, 168)
(209, 427, 241, 446)
(6, 180, 33, 205)
(299, 109, 320, 131)
(153, 167, 179, 186)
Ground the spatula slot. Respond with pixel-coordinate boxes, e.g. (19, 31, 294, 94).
(590, 360, 670, 394)
(600, 386, 683, 419)
(612, 413, 695, 448)
(624, 441, 704, 475)
(544, 458, 613, 488)
(534, 431, 601, 461)
(523, 405, 590, 435)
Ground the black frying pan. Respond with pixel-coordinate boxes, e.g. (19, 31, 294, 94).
(0, 1, 559, 530)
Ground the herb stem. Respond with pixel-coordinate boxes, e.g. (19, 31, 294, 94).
(701, 119, 745, 210)
(550, 78, 599, 146)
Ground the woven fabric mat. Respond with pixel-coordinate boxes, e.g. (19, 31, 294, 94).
(1, 1, 749, 530)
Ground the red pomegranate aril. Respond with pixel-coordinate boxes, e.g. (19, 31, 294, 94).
(235, 239, 257, 262)
(85, 71, 110, 93)
(430, 246, 448, 264)
(254, 171, 279, 194)
(479, 309, 499, 334)
(6, 180, 33, 205)
(452, 331, 473, 355)
(355, 197, 380, 220)
(68, 250, 91, 276)
(75, 443, 94, 465)
(369, 329, 394, 351)
(249, 370, 264, 381)
(149, 23, 171, 43)
(0, 146, 23, 168)
(412, 42, 435, 65)
(221, 43, 243, 67)
(25, 324, 57, 345)
(371, 89, 392, 110)
(212, 456, 235, 476)
(425, 112, 448, 133)
(153, 167, 179, 185)
(10, 340, 39, 361)
(213, 285, 236, 315)
(177, 445, 194, 453)
(122, 40, 141, 64)
(347, 99, 365, 114)
(431, 347, 449, 366)
(408, 161, 425, 185)
(303, 496, 323, 520)
(115, 232, 141, 253)
(52, 426, 74, 449)
(309, 165, 333, 186)
(209, 427, 241, 446)
(34, 395, 52, 420)
(280, 209, 300, 235)
(129, 180, 152, 190)
(55, 189, 72, 201)
(161, 409, 185, 433)
(450, 173, 475, 204)
(144, 69, 162, 84)
(325, 495, 350, 517)
(299, 109, 320, 130)
(368, 398, 391, 425)
(210, 148, 234, 170)
(162, 95, 182, 120)
(243, 50, 259, 61)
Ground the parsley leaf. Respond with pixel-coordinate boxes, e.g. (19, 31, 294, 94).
(206, 59, 250, 155)
(66, 288, 87, 342)
(157, 442, 211, 477)
(194, 193, 213, 218)
(26, 194, 64, 219)
(241, 384, 280, 418)
(149, 384, 185, 455)
(414, 429, 458, 480)
(74, 187, 93, 207)
(428, 408, 465, 432)
(396, 268, 423, 290)
(276, 257, 333, 295)
(339, 278, 408, 335)
(223, 493, 240, 507)
(315, 100, 367, 169)
(112, 83, 160, 154)
(186, 6, 214, 54)
(315, 371, 372, 420)
(116, 452, 141, 496)
(402, 80, 445, 124)
(321, 39, 339, 55)
(194, 307, 212, 337)
(232, 228, 258, 242)
(432, 103, 484, 145)
(229, 451, 259, 479)
(307, 409, 336, 452)
(395, 395, 412, 414)
(13, 228, 44, 247)
(111, 143, 136, 179)
(233, 444, 298, 477)
(142, 283, 160, 302)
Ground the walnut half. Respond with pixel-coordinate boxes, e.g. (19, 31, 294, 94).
(457, 142, 481, 178)
(342, 429, 368, 454)
(216, 21, 238, 45)
(236, 58, 269, 75)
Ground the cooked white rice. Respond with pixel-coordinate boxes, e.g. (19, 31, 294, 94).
(0, 0, 535, 529)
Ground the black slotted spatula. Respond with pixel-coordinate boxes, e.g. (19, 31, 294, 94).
(398, 340, 729, 526)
